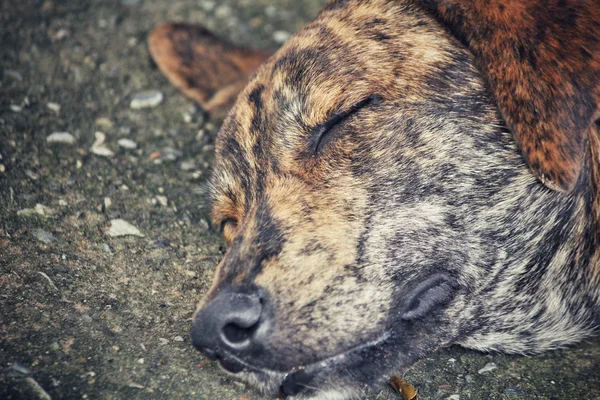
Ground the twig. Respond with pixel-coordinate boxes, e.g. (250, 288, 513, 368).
(24, 377, 52, 400)
(37, 271, 59, 291)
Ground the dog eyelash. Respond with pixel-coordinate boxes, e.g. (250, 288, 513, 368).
(310, 94, 382, 154)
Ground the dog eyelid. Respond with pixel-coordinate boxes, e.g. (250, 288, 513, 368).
(219, 217, 238, 233)
(310, 94, 382, 154)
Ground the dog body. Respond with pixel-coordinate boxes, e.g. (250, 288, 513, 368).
(149, 0, 600, 398)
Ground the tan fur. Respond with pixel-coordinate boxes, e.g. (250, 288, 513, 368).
(150, 1, 600, 398)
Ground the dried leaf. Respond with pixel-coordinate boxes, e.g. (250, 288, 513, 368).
(389, 376, 418, 400)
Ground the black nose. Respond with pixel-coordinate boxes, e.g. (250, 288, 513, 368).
(191, 287, 266, 368)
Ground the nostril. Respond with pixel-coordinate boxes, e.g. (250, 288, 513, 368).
(218, 294, 263, 350)
(193, 288, 266, 355)
(222, 321, 259, 345)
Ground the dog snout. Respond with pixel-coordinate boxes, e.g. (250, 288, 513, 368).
(191, 287, 267, 369)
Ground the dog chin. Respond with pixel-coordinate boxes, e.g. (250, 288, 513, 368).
(232, 369, 365, 400)
(215, 332, 394, 399)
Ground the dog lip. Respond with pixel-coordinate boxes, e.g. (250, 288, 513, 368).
(217, 355, 246, 374)
(217, 331, 392, 385)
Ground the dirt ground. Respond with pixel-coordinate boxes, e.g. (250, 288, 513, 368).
(1, 0, 599, 399)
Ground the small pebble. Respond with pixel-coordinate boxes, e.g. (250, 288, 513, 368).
(477, 362, 498, 374)
(12, 361, 32, 375)
(95, 117, 114, 130)
(201, 1, 215, 11)
(173, 336, 184, 342)
(214, 4, 232, 18)
(47, 132, 76, 145)
(155, 195, 168, 207)
(198, 219, 210, 231)
(24, 377, 52, 400)
(58, 199, 68, 207)
(25, 170, 39, 180)
(91, 132, 114, 157)
(104, 197, 112, 209)
(273, 30, 291, 44)
(504, 388, 523, 396)
(137, 358, 144, 364)
(107, 219, 144, 237)
(50, 342, 60, 351)
(10, 104, 23, 112)
(130, 90, 163, 109)
(118, 138, 137, 149)
(180, 160, 197, 171)
(159, 338, 169, 345)
(447, 395, 460, 400)
(47, 102, 61, 114)
(54, 29, 69, 40)
(32, 229, 55, 244)
(95, 243, 111, 253)
(0, 164, 5, 173)
(4, 69, 23, 81)
(161, 147, 183, 161)
(17, 204, 54, 217)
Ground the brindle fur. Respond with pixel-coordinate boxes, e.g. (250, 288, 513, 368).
(149, 0, 600, 398)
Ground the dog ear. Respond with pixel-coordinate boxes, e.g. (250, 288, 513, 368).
(148, 23, 272, 119)
(416, 0, 600, 192)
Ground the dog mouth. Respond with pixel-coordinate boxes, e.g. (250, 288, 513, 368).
(211, 332, 392, 396)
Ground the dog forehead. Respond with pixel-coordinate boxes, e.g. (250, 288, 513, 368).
(211, 0, 482, 202)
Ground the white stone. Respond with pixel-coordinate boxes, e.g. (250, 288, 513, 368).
(35, 204, 54, 216)
(17, 203, 54, 217)
(32, 229, 55, 243)
(273, 30, 291, 44)
(155, 196, 168, 207)
(130, 90, 163, 109)
(180, 160, 196, 171)
(107, 219, 144, 237)
(118, 138, 137, 149)
(47, 132, 76, 145)
(47, 102, 61, 113)
(477, 362, 498, 374)
(91, 132, 114, 157)
(55, 29, 69, 40)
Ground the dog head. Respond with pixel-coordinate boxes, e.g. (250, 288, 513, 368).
(149, 0, 600, 398)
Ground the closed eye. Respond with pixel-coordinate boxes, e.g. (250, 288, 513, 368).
(309, 94, 382, 155)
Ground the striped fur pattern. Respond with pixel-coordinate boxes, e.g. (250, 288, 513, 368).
(150, 0, 600, 398)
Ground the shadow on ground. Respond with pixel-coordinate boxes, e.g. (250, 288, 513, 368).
(1, 0, 599, 399)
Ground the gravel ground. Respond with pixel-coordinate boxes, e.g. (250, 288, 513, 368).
(1, 1, 599, 399)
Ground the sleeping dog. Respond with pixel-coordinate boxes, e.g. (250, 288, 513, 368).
(148, 0, 600, 398)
